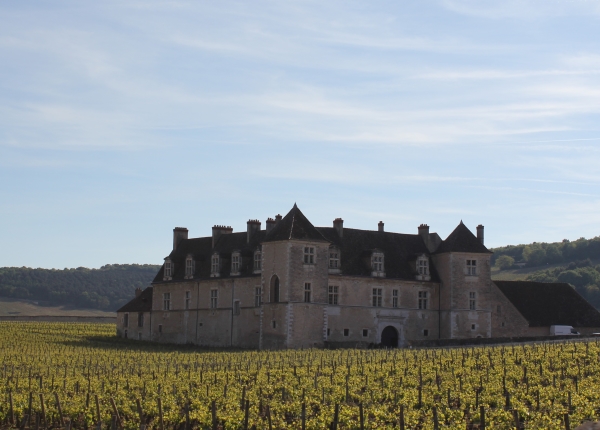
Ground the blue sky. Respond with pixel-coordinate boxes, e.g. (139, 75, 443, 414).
(1, 0, 600, 268)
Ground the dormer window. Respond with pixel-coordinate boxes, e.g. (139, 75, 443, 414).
(231, 252, 241, 276)
(211, 253, 220, 277)
(416, 255, 431, 281)
(253, 250, 262, 273)
(184, 255, 195, 279)
(329, 247, 341, 274)
(163, 259, 173, 281)
(371, 251, 385, 277)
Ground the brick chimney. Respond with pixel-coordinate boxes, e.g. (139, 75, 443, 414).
(247, 219, 261, 243)
(418, 224, 429, 241)
(135, 287, 142, 297)
(333, 218, 344, 238)
(173, 227, 188, 251)
(275, 214, 282, 224)
(212, 225, 233, 248)
(477, 224, 484, 245)
(378, 221, 384, 232)
(266, 217, 276, 233)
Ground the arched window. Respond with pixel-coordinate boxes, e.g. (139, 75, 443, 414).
(270, 275, 280, 303)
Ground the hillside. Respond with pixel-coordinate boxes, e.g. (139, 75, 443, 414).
(0, 264, 161, 312)
(490, 236, 600, 311)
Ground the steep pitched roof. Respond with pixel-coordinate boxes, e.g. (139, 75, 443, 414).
(435, 222, 491, 254)
(152, 230, 265, 283)
(317, 227, 439, 281)
(263, 204, 328, 243)
(117, 287, 153, 313)
(494, 280, 600, 327)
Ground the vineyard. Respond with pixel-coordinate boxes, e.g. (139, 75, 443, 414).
(1, 323, 600, 429)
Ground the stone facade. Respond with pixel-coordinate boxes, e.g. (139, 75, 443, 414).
(116, 205, 600, 348)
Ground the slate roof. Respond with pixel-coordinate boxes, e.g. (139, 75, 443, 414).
(494, 280, 600, 327)
(152, 229, 266, 283)
(263, 204, 328, 243)
(117, 287, 153, 313)
(318, 227, 439, 281)
(435, 222, 491, 254)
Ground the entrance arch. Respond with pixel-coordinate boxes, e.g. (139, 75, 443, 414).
(270, 275, 280, 303)
(381, 326, 398, 348)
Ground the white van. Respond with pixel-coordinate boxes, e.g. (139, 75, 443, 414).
(550, 325, 580, 336)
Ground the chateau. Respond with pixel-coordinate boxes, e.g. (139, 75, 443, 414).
(117, 204, 600, 348)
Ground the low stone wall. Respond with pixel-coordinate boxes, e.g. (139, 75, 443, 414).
(0, 315, 116, 323)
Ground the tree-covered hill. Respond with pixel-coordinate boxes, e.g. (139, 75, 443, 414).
(0, 264, 161, 311)
(491, 236, 600, 311)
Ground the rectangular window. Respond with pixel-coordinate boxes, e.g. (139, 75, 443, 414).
(372, 288, 382, 307)
(328, 285, 339, 305)
(210, 289, 218, 309)
(343, 328, 349, 337)
(418, 291, 428, 310)
(466, 259, 477, 276)
(329, 251, 339, 268)
(233, 300, 240, 315)
(362, 329, 368, 337)
(164, 262, 172, 277)
(418, 258, 429, 275)
(392, 289, 399, 308)
(303, 247, 315, 264)
(423, 329, 429, 337)
(254, 252, 261, 271)
(163, 293, 171, 311)
(137, 312, 144, 328)
(272, 320, 277, 329)
(255, 287, 262, 307)
(158, 324, 162, 333)
(185, 291, 191, 310)
(469, 292, 476, 310)
(123, 313, 129, 328)
(185, 258, 194, 276)
(211, 255, 219, 274)
(304, 282, 311, 303)
(372, 254, 384, 272)
(471, 324, 476, 330)
(231, 255, 240, 273)
(327, 328, 331, 337)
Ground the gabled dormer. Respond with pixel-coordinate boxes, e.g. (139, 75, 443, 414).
(415, 254, 431, 281)
(371, 249, 385, 277)
(163, 257, 173, 281)
(230, 250, 241, 276)
(184, 254, 195, 279)
(328, 246, 341, 274)
(253, 247, 262, 274)
(210, 252, 220, 278)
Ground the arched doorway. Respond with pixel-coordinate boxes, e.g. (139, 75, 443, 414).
(270, 275, 280, 303)
(381, 326, 398, 348)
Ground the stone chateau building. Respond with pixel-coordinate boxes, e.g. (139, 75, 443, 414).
(117, 204, 600, 348)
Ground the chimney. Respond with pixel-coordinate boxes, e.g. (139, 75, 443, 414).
(477, 224, 484, 245)
(266, 217, 276, 233)
(333, 218, 344, 238)
(135, 287, 142, 297)
(173, 227, 188, 251)
(418, 224, 429, 240)
(247, 219, 261, 243)
(212, 225, 233, 248)
(275, 214, 282, 224)
(378, 221, 384, 232)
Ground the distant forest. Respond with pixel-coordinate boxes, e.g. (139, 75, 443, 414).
(491, 236, 600, 310)
(0, 264, 160, 311)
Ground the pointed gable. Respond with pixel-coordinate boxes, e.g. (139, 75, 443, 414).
(263, 204, 329, 243)
(434, 221, 491, 254)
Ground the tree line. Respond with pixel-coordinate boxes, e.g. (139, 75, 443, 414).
(0, 264, 160, 311)
(491, 236, 600, 310)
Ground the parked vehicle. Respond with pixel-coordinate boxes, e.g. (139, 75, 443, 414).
(550, 325, 580, 336)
